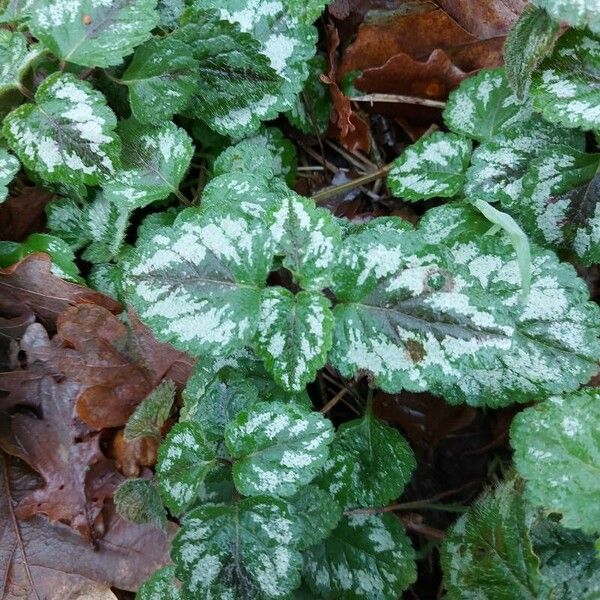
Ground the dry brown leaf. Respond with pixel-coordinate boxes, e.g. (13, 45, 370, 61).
(0, 187, 53, 242)
(111, 430, 160, 478)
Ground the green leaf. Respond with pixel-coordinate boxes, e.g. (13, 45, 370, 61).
(174, 8, 284, 136)
(28, 0, 159, 68)
(0, 0, 33, 23)
(318, 412, 416, 508)
(303, 513, 417, 600)
(0, 145, 19, 203)
(156, 0, 184, 29)
(419, 202, 600, 406)
(121, 36, 198, 125)
(125, 205, 274, 356)
(443, 68, 533, 142)
(3, 73, 120, 188)
(225, 401, 334, 497)
(387, 131, 472, 200)
(103, 118, 194, 209)
(269, 192, 342, 290)
(511, 388, 600, 535)
(173, 497, 302, 599)
(531, 29, 600, 131)
(441, 480, 543, 600)
(45, 197, 90, 251)
(194, 0, 318, 114)
(88, 261, 125, 300)
(198, 462, 235, 504)
(0, 30, 41, 97)
(114, 478, 167, 527)
(156, 421, 216, 515)
(124, 379, 175, 441)
(213, 126, 298, 187)
(285, 55, 331, 135)
(287, 486, 342, 550)
(504, 5, 560, 98)
(519, 145, 600, 264)
(256, 288, 333, 392)
(137, 565, 182, 600)
(531, 0, 600, 34)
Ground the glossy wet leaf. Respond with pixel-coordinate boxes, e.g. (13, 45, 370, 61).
(532, 0, 600, 34)
(137, 565, 182, 600)
(0, 30, 40, 97)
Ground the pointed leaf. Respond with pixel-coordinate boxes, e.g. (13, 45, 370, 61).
(121, 36, 198, 125)
(0, 30, 41, 96)
(531, 29, 600, 131)
(0, 145, 19, 203)
(225, 401, 334, 497)
(28, 0, 159, 68)
(3, 73, 120, 188)
(45, 197, 90, 251)
(173, 497, 302, 599)
(303, 514, 417, 600)
(124, 206, 273, 356)
(124, 379, 176, 441)
(388, 131, 471, 200)
(114, 478, 167, 527)
(156, 422, 216, 515)
(318, 412, 416, 508)
(443, 68, 533, 142)
(511, 389, 600, 535)
(256, 288, 333, 392)
(531, 0, 600, 34)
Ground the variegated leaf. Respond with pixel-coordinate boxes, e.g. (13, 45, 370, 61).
(103, 118, 194, 210)
(0, 0, 33, 23)
(121, 36, 199, 125)
(173, 497, 302, 599)
(0, 145, 19, 203)
(28, 0, 159, 68)
(269, 192, 342, 290)
(443, 68, 533, 142)
(532, 0, 600, 34)
(156, 421, 216, 515)
(317, 412, 416, 508)
(225, 401, 334, 497)
(388, 132, 472, 201)
(303, 514, 417, 600)
(0, 30, 41, 96)
(531, 29, 600, 131)
(156, 0, 184, 29)
(511, 388, 600, 535)
(124, 379, 176, 441)
(114, 478, 167, 527)
(124, 205, 274, 356)
(137, 565, 182, 600)
(2, 73, 120, 188)
(256, 287, 333, 392)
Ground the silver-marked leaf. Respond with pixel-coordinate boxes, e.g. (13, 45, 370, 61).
(504, 5, 560, 98)
(303, 513, 417, 600)
(531, 29, 600, 131)
(137, 565, 182, 600)
(318, 412, 416, 508)
(441, 480, 543, 600)
(45, 197, 90, 251)
(88, 261, 126, 300)
(225, 401, 334, 497)
(195, 0, 318, 115)
(519, 145, 600, 264)
(329, 222, 517, 405)
(269, 192, 342, 290)
(287, 486, 343, 550)
(419, 203, 600, 406)
(532, 0, 600, 34)
(121, 36, 198, 125)
(3, 73, 120, 188)
(511, 389, 600, 535)
(124, 379, 176, 441)
(28, 0, 159, 68)
(103, 119, 194, 210)
(156, 0, 184, 29)
(388, 132, 471, 201)
(0, 30, 41, 97)
(114, 478, 167, 527)
(0, 0, 33, 23)
(173, 497, 302, 599)
(464, 120, 585, 209)
(0, 145, 19, 203)
(213, 126, 298, 187)
(256, 288, 333, 392)
(156, 421, 216, 515)
(443, 68, 533, 142)
(125, 206, 273, 356)
(174, 8, 283, 136)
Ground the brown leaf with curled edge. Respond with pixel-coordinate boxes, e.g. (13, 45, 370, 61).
(111, 430, 159, 478)
(0, 453, 174, 597)
(0, 254, 121, 331)
(0, 186, 53, 242)
(325, 22, 370, 153)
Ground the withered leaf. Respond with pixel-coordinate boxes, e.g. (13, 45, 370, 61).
(0, 186, 53, 242)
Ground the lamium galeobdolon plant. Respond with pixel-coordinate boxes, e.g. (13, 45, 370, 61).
(0, 0, 599, 598)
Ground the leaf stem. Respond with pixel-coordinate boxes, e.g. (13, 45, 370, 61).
(350, 93, 446, 108)
(311, 163, 392, 202)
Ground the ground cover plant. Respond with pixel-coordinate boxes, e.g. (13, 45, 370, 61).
(0, 0, 599, 598)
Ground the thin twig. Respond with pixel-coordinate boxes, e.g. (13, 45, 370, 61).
(320, 388, 349, 414)
(351, 93, 446, 108)
(311, 163, 392, 203)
